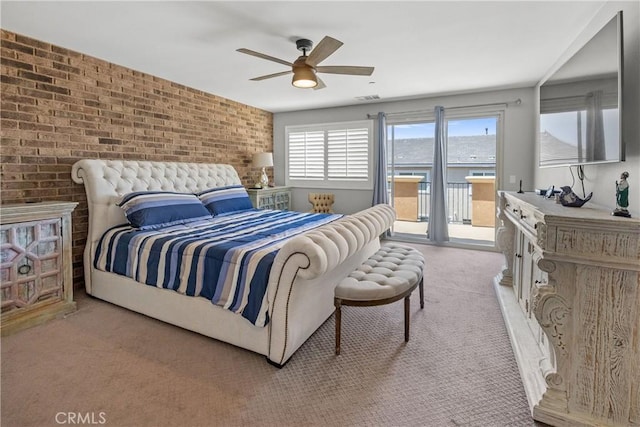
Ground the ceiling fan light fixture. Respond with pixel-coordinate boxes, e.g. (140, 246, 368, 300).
(239, 36, 373, 90)
(292, 64, 317, 88)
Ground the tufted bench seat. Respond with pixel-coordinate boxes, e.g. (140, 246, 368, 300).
(334, 243, 425, 355)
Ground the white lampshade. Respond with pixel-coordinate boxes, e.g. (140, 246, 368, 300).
(252, 152, 273, 168)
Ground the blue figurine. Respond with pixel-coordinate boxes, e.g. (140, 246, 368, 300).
(559, 186, 592, 207)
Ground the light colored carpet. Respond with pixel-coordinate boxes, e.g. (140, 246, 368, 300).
(1, 244, 543, 427)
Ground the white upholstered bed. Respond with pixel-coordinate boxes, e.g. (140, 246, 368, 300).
(71, 159, 395, 366)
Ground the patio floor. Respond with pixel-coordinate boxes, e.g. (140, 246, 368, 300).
(392, 220, 496, 246)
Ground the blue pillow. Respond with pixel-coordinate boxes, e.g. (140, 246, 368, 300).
(118, 191, 212, 229)
(198, 185, 254, 215)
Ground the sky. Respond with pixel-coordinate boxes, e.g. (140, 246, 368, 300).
(389, 117, 497, 139)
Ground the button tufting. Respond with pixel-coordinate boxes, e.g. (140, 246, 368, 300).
(334, 242, 425, 355)
(335, 243, 424, 301)
(80, 160, 243, 199)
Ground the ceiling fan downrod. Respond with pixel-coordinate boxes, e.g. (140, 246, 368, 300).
(296, 39, 313, 56)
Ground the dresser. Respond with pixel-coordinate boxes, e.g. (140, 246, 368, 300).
(247, 186, 291, 210)
(494, 191, 640, 426)
(1, 202, 78, 335)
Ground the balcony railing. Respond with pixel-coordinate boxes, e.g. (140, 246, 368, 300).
(390, 181, 471, 224)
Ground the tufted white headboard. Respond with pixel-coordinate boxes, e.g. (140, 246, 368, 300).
(71, 159, 242, 245)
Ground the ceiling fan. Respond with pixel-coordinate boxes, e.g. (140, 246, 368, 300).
(237, 36, 374, 90)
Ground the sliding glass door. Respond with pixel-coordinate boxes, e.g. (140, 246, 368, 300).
(387, 114, 499, 247)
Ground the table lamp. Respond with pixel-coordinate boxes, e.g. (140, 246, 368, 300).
(252, 152, 273, 188)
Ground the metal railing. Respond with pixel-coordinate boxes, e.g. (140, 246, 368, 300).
(391, 181, 471, 224)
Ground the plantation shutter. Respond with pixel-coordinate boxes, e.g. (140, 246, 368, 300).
(286, 120, 372, 189)
(288, 130, 325, 180)
(327, 128, 369, 181)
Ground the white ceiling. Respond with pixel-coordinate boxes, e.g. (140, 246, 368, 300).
(1, 1, 606, 113)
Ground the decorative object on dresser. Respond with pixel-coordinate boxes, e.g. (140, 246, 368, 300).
(308, 193, 335, 213)
(0, 202, 78, 335)
(494, 191, 640, 427)
(558, 185, 592, 207)
(252, 152, 273, 189)
(247, 186, 291, 210)
(613, 171, 631, 217)
(544, 185, 555, 198)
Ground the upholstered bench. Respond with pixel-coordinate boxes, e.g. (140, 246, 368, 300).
(334, 243, 425, 355)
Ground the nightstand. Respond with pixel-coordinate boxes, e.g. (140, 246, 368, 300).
(246, 186, 291, 210)
(0, 201, 78, 335)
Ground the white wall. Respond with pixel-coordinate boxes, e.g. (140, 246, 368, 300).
(274, 87, 535, 213)
(534, 1, 640, 217)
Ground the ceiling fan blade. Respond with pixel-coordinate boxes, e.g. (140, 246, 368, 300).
(313, 76, 326, 90)
(316, 66, 374, 76)
(236, 48, 292, 67)
(250, 70, 293, 81)
(305, 36, 343, 67)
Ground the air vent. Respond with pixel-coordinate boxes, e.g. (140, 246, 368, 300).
(355, 95, 380, 101)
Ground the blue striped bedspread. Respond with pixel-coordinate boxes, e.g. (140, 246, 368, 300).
(94, 209, 342, 326)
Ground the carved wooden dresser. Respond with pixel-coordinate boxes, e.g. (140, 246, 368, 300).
(1, 202, 77, 335)
(494, 191, 639, 427)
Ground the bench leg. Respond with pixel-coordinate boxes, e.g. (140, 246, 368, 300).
(419, 277, 424, 309)
(335, 299, 342, 355)
(404, 295, 410, 342)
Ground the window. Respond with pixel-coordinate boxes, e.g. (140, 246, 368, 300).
(469, 170, 495, 177)
(398, 171, 429, 183)
(286, 121, 373, 189)
(386, 112, 501, 239)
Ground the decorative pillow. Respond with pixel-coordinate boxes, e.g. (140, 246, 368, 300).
(118, 191, 212, 229)
(198, 185, 254, 216)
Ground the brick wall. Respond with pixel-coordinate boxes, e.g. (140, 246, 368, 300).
(0, 29, 274, 286)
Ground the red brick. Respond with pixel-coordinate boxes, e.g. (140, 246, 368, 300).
(2, 58, 33, 71)
(35, 48, 65, 63)
(1, 40, 34, 55)
(19, 87, 54, 99)
(0, 110, 35, 121)
(35, 65, 68, 79)
(37, 164, 69, 172)
(23, 172, 57, 181)
(36, 82, 70, 95)
(2, 94, 36, 105)
(53, 62, 81, 74)
(18, 70, 53, 83)
(19, 122, 54, 132)
(0, 119, 18, 129)
(21, 155, 56, 164)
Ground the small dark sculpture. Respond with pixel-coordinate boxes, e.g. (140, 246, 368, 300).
(559, 186, 592, 207)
